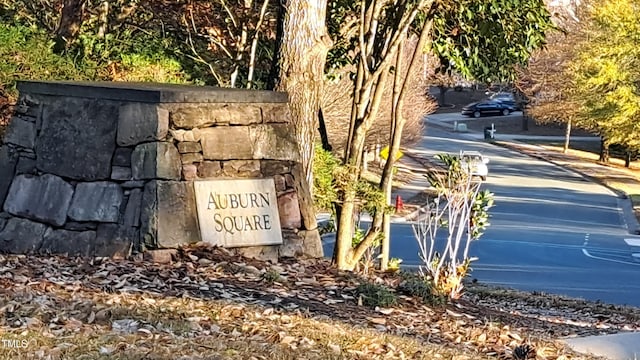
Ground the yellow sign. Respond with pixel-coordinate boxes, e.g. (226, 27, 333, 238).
(380, 146, 404, 161)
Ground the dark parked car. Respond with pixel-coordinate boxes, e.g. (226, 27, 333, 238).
(461, 99, 515, 118)
(488, 91, 521, 110)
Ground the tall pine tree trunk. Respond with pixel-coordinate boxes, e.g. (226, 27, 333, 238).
(275, 0, 332, 184)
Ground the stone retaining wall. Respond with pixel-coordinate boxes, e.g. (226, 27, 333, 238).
(0, 81, 323, 261)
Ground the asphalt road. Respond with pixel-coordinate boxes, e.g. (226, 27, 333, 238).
(323, 115, 640, 307)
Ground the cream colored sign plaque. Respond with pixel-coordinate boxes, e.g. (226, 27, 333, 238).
(194, 179, 283, 247)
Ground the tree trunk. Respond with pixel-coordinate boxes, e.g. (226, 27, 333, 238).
(334, 191, 356, 269)
(317, 108, 333, 151)
(563, 119, 572, 154)
(247, 0, 271, 89)
(54, 0, 86, 52)
(521, 107, 529, 131)
(275, 0, 332, 184)
(97, 1, 109, 39)
(380, 38, 405, 272)
(599, 137, 610, 163)
(379, 21, 432, 271)
(333, 0, 429, 271)
(625, 152, 632, 168)
(267, 1, 284, 90)
(438, 85, 448, 107)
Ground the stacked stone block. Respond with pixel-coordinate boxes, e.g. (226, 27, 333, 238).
(0, 81, 323, 261)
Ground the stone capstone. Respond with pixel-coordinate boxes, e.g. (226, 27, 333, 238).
(140, 181, 200, 248)
(0, 218, 48, 254)
(67, 182, 124, 222)
(36, 98, 118, 180)
(3, 174, 74, 227)
(4, 116, 36, 149)
(0, 146, 18, 205)
(40, 228, 96, 257)
(117, 103, 169, 146)
(131, 142, 182, 180)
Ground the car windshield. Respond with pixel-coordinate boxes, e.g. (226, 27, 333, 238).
(489, 92, 514, 101)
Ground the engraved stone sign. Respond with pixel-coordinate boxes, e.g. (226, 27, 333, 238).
(194, 179, 283, 247)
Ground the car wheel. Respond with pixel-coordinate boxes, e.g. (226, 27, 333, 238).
(473, 111, 481, 118)
(501, 109, 509, 116)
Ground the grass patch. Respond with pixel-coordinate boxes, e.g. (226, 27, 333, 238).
(356, 282, 398, 308)
(0, 288, 483, 359)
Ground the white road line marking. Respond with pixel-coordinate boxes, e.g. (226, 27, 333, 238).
(582, 248, 640, 266)
(583, 233, 589, 247)
(625, 238, 640, 247)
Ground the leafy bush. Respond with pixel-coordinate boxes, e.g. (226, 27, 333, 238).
(414, 153, 494, 300)
(261, 269, 282, 284)
(75, 31, 191, 84)
(312, 145, 340, 212)
(398, 273, 447, 305)
(356, 282, 397, 308)
(0, 24, 97, 97)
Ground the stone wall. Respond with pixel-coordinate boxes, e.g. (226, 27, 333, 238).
(0, 81, 323, 261)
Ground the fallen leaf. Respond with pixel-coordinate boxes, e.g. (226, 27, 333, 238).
(368, 317, 386, 325)
(328, 343, 341, 354)
(280, 335, 296, 345)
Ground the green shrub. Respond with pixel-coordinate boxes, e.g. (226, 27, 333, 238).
(75, 31, 191, 84)
(261, 269, 281, 284)
(356, 282, 397, 308)
(398, 273, 447, 305)
(0, 24, 97, 97)
(312, 145, 340, 212)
